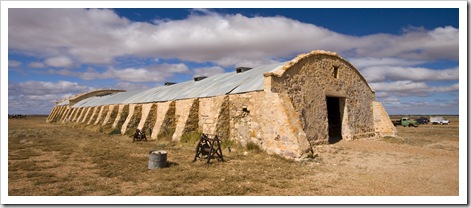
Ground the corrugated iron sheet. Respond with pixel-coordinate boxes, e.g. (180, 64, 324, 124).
(71, 62, 287, 108)
(56, 99, 69, 106)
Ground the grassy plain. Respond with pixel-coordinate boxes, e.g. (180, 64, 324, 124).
(8, 115, 459, 197)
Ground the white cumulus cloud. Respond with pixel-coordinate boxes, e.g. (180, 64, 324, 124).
(44, 56, 74, 68)
(8, 8, 459, 67)
(47, 63, 190, 83)
(193, 66, 226, 77)
(362, 66, 458, 82)
(8, 80, 94, 114)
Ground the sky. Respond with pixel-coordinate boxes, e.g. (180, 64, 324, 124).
(5, 3, 462, 115)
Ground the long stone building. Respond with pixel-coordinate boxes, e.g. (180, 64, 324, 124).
(46, 50, 396, 159)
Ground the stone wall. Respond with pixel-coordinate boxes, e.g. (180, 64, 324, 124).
(199, 96, 225, 136)
(156, 101, 176, 140)
(228, 91, 311, 158)
(172, 99, 196, 142)
(372, 101, 397, 137)
(268, 51, 376, 145)
(138, 103, 154, 135)
(102, 105, 118, 131)
(150, 102, 171, 139)
(45, 51, 395, 160)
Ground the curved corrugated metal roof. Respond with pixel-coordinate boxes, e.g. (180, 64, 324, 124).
(56, 99, 69, 106)
(71, 62, 286, 108)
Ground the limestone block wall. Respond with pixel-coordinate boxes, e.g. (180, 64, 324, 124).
(151, 101, 172, 139)
(65, 108, 78, 123)
(74, 108, 84, 122)
(76, 107, 86, 122)
(46, 91, 324, 159)
(50, 106, 61, 122)
(94, 106, 105, 125)
(102, 105, 119, 132)
(172, 99, 197, 142)
(120, 104, 136, 134)
(60, 108, 72, 122)
(137, 103, 154, 134)
(46, 106, 61, 123)
(112, 104, 126, 130)
(142, 104, 157, 136)
(215, 96, 230, 140)
(88, 107, 98, 124)
(45, 51, 393, 160)
(372, 101, 397, 137)
(125, 104, 143, 135)
(229, 91, 311, 158)
(58, 108, 68, 122)
(48, 106, 58, 122)
(102, 105, 117, 126)
(81, 107, 91, 123)
(160, 101, 177, 140)
(269, 52, 376, 145)
(87, 107, 98, 125)
(199, 96, 225, 135)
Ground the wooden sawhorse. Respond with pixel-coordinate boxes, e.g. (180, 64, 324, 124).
(193, 134, 224, 165)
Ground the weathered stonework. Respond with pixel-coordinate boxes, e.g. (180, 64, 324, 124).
(87, 107, 99, 125)
(47, 50, 396, 160)
(100, 105, 117, 133)
(94, 106, 105, 125)
(121, 104, 136, 135)
(125, 104, 143, 135)
(80, 107, 91, 123)
(74, 108, 84, 121)
(143, 104, 158, 136)
(66, 108, 78, 123)
(215, 96, 230, 140)
(372, 101, 397, 137)
(113, 104, 128, 130)
(172, 99, 195, 142)
(268, 52, 376, 145)
(74, 108, 85, 122)
(60, 108, 72, 122)
(199, 97, 220, 135)
(157, 101, 176, 140)
(183, 99, 200, 134)
(151, 101, 171, 139)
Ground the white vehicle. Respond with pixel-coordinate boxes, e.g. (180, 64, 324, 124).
(430, 117, 450, 125)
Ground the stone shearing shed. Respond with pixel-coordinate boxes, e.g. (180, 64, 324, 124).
(46, 50, 397, 159)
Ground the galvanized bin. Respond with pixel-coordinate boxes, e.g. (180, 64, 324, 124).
(148, 150, 167, 169)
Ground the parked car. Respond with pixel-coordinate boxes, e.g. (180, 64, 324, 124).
(416, 117, 429, 124)
(430, 117, 449, 125)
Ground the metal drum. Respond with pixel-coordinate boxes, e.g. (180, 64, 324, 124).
(148, 150, 167, 169)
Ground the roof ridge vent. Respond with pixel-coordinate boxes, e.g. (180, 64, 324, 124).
(236, 67, 253, 73)
(193, 76, 208, 81)
(164, 82, 176, 86)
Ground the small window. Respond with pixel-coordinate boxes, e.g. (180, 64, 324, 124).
(333, 66, 339, 79)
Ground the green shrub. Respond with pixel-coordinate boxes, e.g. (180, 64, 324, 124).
(220, 138, 238, 149)
(108, 128, 121, 135)
(180, 131, 202, 144)
(246, 141, 261, 153)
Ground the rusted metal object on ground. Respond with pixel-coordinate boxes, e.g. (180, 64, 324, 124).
(133, 128, 147, 143)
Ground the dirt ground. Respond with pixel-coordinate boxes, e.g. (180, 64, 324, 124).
(6, 116, 461, 203)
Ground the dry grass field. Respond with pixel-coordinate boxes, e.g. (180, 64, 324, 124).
(8, 115, 460, 198)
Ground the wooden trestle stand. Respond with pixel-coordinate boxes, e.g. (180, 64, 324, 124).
(193, 133, 224, 165)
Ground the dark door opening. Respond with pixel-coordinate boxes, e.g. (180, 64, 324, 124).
(326, 96, 342, 144)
